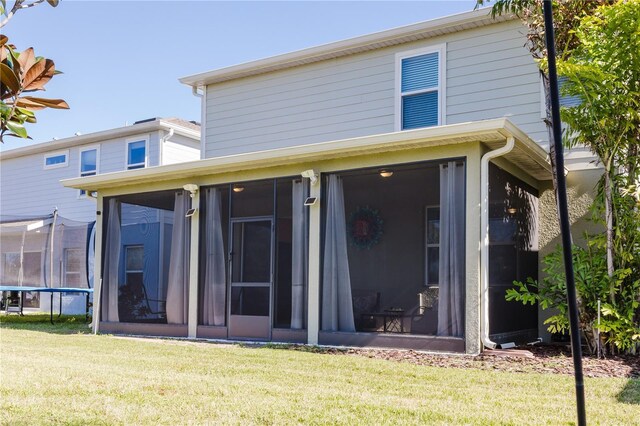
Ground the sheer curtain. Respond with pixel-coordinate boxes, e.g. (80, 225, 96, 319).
(321, 175, 355, 332)
(166, 191, 190, 324)
(437, 161, 465, 337)
(202, 188, 226, 326)
(291, 179, 308, 329)
(102, 198, 121, 322)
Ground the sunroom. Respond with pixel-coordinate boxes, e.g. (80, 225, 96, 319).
(63, 119, 551, 354)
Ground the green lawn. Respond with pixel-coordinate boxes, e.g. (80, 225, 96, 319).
(1, 315, 638, 425)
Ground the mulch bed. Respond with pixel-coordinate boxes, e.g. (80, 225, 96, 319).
(284, 344, 639, 379)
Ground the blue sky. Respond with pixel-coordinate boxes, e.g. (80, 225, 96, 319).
(2, 0, 480, 150)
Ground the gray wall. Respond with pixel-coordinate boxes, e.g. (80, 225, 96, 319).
(342, 165, 440, 310)
(204, 20, 547, 158)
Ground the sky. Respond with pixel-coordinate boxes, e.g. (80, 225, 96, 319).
(2, 0, 481, 151)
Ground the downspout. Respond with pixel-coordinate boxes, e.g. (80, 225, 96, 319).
(159, 128, 174, 166)
(480, 136, 515, 350)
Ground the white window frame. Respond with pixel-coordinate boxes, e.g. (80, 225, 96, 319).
(43, 150, 69, 170)
(395, 44, 447, 132)
(78, 145, 100, 198)
(64, 248, 83, 287)
(124, 245, 144, 285)
(125, 136, 149, 170)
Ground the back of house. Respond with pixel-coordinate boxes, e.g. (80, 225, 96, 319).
(63, 9, 600, 353)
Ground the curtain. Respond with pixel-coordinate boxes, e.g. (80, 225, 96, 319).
(202, 188, 226, 326)
(166, 191, 190, 324)
(102, 198, 121, 322)
(321, 175, 355, 332)
(437, 162, 465, 337)
(291, 179, 308, 329)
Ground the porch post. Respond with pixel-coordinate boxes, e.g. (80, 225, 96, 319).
(465, 145, 483, 354)
(187, 188, 200, 338)
(307, 177, 321, 345)
(92, 194, 104, 334)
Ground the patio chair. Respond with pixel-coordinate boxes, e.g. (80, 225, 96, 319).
(352, 289, 380, 331)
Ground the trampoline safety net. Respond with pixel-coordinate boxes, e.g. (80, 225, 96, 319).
(0, 212, 95, 296)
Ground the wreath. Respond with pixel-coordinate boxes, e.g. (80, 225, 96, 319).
(347, 206, 383, 250)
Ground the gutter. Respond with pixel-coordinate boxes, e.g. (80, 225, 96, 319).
(480, 136, 515, 350)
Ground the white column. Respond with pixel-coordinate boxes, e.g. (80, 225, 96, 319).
(306, 178, 321, 345)
(187, 188, 200, 338)
(92, 195, 104, 334)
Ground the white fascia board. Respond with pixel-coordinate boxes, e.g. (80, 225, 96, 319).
(179, 8, 510, 87)
(62, 118, 550, 191)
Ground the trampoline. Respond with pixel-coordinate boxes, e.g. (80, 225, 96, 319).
(0, 286, 93, 324)
(0, 210, 95, 323)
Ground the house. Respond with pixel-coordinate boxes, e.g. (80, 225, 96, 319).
(62, 9, 601, 354)
(0, 118, 201, 315)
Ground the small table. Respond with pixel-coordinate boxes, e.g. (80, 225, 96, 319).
(365, 309, 405, 333)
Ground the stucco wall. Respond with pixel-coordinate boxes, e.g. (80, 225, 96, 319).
(536, 168, 603, 340)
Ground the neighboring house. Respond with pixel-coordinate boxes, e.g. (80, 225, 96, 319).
(0, 118, 200, 315)
(63, 9, 601, 354)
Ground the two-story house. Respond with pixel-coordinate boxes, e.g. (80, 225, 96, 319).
(62, 9, 601, 354)
(0, 117, 200, 315)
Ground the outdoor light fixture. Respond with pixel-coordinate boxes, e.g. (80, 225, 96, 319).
(507, 207, 518, 215)
(183, 184, 198, 198)
(185, 208, 197, 218)
(379, 169, 394, 178)
(304, 197, 318, 206)
(301, 169, 319, 185)
(232, 184, 245, 193)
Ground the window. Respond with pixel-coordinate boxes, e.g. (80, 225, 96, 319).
(125, 245, 144, 286)
(64, 248, 83, 287)
(425, 206, 440, 286)
(79, 147, 99, 196)
(540, 76, 582, 118)
(397, 45, 445, 130)
(558, 77, 582, 108)
(43, 150, 69, 169)
(127, 139, 147, 169)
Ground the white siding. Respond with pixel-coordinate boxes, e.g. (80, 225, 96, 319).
(162, 134, 200, 165)
(0, 149, 96, 221)
(0, 130, 198, 222)
(204, 20, 548, 158)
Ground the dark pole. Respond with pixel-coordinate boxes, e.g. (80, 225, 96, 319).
(542, 1, 587, 425)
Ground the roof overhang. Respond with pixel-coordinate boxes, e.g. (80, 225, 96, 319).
(62, 118, 552, 193)
(0, 119, 200, 161)
(179, 9, 513, 87)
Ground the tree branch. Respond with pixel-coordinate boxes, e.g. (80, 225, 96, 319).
(0, 0, 46, 28)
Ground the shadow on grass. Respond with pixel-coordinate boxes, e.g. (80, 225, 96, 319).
(0, 313, 92, 335)
(618, 379, 640, 405)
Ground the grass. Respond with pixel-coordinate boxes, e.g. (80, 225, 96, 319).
(1, 315, 638, 425)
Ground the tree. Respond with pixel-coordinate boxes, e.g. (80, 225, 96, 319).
(475, 0, 616, 197)
(558, 0, 640, 354)
(496, 0, 640, 354)
(0, 0, 68, 142)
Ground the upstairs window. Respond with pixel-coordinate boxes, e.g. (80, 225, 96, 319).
(43, 150, 69, 169)
(397, 45, 445, 130)
(79, 147, 98, 196)
(127, 139, 147, 170)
